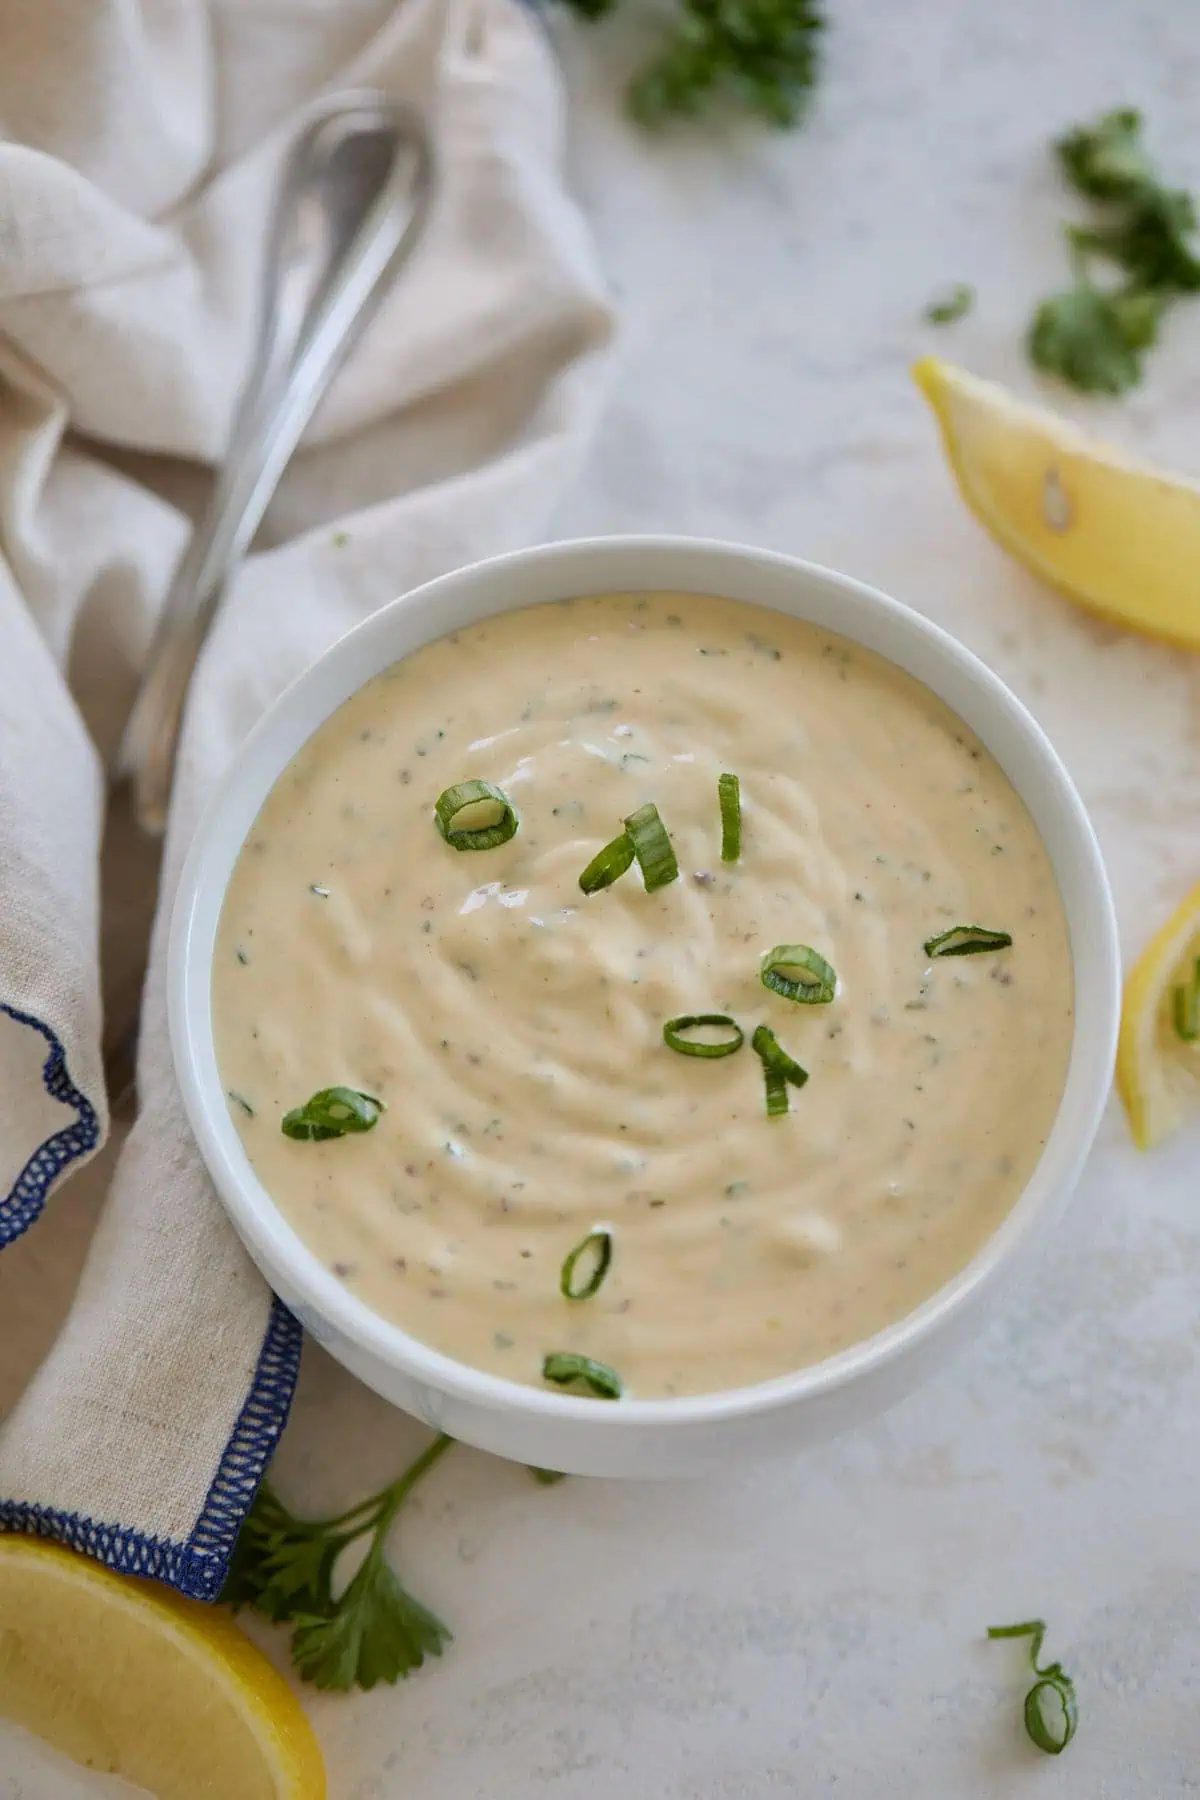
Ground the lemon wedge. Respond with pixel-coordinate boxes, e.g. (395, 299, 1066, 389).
(1116, 881, 1200, 1148)
(913, 355, 1200, 649)
(0, 1537, 325, 1798)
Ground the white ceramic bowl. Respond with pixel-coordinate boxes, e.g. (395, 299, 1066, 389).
(170, 536, 1120, 1478)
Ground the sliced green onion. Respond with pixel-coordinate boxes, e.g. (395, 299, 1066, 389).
(624, 802, 679, 892)
(763, 1068, 789, 1118)
(579, 832, 635, 894)
(987, 1620, 1078, 1756)
(718, 772, 741, 862)
(542, 1352, 623, 1399)
(1172, 957, 1200, 1042)
(760, 944, 837, 1004)
(924, 924, 1013, 958)
(1024, 1677, 1078, 1756)
(434, 780, 519, 851)
(752, 1024, 809, 1117)
(663, 1014, 745, 1058)
(529, 1467, 568, 1485)
(281, 1086, 384, 1142)
(560, 1229, 613, 1299)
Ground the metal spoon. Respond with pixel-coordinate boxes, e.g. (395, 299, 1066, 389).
(115, 91, 432, 836)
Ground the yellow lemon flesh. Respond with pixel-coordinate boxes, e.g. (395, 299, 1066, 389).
(1117, 881, 1200, 1148)
(913, 355, 1200, 650)
(0, 1537, 325, 1799)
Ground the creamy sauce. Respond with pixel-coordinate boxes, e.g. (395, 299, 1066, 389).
(213, 593, 1074, 1398)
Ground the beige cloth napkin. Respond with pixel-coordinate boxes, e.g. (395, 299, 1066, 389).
(0, 0, 613, 1596)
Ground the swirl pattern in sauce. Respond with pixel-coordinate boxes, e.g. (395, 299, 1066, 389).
(213, 593, 1073, 1397)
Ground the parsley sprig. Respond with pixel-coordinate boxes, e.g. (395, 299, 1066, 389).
(556, 0, 823, 129)
(222, 1433, 454, 1691)
(1030, 108, 1200, 394)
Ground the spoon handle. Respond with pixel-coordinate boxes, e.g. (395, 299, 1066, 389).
(116, 94, 431, 836)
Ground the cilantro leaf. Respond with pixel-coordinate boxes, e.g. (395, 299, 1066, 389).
(291, 1551, 452, 1692)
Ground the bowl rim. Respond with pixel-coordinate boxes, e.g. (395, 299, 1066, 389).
(169, 533, 1121, 1430)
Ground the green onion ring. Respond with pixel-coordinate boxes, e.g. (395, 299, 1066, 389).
(281, 1086, 385, 1141)
(624, 802, 679, 892)
(560, 1229, 614, 1300)
(1024, 1677, 1078, 1755)
(662, 1013, 745, 1058)
(760, 943, 837, 1004)
(752, 1024, 809, 1117)
(718, 772, 741, 862)
(434, 780, 519, 851)
(762, 1067, 789, 1118)
(541, 1352, 623, 1399)
(987, 1620, 1077, 1756)
(579, 832, 635, 895)
(924, 924, 1012, 958)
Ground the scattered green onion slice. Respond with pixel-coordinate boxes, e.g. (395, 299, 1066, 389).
(560, 1229, 614, 1300)
(718, 772, 741, 862)
(752, 1024, 809, 1117)
(624, 802, 679, 892)
(529, 1467, 568, 1485)
(1172, 957, 1200, 1043)
(987, 1620, 1078, 1756)
(281, 1086, 384, 1141)
(760, 944, 837, 1004)
(663, 1013, 745, 1058)
(434, 780, 519, 851)
(924, 924, 1013, 958)
(1024, 1677, 1078, 1756)
(542, 1352, 623, 1400)
(579, 832, 635, 895)
(762, 1068, 789, 1118)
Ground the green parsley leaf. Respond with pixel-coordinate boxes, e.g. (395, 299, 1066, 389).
(1056, 107, 1155, 200)
(221, 1435, 454, 1693)
(220, 1482, 338, 1619)
(291, 1551, 451, 1692)
(556, 0, 823, 129)
(1027, 283, 1159, 395)
(924, 283, 974, 326)
(1031, 107, 1200, 393)
(1079, 187, 1200, 292)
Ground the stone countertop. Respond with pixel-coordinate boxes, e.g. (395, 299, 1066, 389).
(11, 1, 1200, 1793)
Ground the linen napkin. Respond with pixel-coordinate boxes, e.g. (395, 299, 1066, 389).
(0, 0, 614, 1598)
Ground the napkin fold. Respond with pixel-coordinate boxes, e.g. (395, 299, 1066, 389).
(0, 0, 614, 1597)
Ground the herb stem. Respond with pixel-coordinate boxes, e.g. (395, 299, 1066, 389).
(373, 1432, 455, 1537)
(297, 1433, 455, 1538)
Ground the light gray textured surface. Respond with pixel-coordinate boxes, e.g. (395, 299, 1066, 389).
(8, 0, 1200, 1791)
